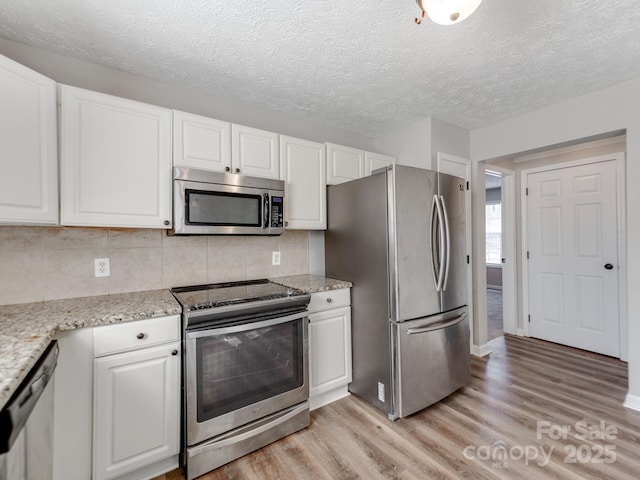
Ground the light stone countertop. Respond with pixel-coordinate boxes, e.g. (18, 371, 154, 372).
(0, 289, 181, 411)
(271, 274, 352, 293)
(0, 275, 351, 412)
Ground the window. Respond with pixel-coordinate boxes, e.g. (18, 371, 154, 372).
(486, 203, 502, 264)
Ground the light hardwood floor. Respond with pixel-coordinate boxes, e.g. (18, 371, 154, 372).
(155, 335, 640, 480)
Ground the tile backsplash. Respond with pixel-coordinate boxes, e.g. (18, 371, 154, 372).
(0, 226, 310, 306)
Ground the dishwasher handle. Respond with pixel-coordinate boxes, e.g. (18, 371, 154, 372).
(406, 312, 467, 335)
(0, 340, 59, 454)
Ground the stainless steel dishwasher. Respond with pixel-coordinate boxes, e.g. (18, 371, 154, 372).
(0, 340, 59, 480)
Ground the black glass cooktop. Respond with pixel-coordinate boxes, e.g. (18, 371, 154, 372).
(171, 279, 306, 311)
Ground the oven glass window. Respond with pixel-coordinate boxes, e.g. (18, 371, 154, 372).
(186, 189, 261, 226)
(196, 319, 303, 421)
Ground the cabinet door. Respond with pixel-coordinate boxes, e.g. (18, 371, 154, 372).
(280, 135, 326, 230)
(0, 54, 58, 224)
(231, 124, 279, 179)
(93, 342, 180, 480)
(173, 110, 231, 172)
(308, 306, 352, 397)
(326, 143, 364, 185)
(60, 86, 172, 228)
(364, 151, 396, 176)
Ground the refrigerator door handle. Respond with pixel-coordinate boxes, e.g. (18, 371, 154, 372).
(435, 195, 446, 291)
(430, 195, 441, 290)
(406, 312, 467, 335)
(440, 194, 451, 291)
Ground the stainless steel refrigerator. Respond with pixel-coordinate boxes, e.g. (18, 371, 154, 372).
(325, 164, 469, 419)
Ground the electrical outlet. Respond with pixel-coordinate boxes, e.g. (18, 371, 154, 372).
(272, 251, 281, 266)
(94, 258, 110, 277)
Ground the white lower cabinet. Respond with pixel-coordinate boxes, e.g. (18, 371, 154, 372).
(93, 316, 180, 480)
(308, 289, 352, 410)
(53, 329, 94, 480)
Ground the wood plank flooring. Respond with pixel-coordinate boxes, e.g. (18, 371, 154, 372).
(154, 335, 640, 480)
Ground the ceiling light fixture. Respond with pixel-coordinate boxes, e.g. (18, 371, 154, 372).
(415, 0, 483, 25)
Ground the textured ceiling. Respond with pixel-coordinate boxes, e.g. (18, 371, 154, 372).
(1, 1, 640, 137)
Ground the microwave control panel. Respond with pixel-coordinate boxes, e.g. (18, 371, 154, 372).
(271, 196, 284, 228)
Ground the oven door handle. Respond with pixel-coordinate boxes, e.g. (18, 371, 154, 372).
(186, 310, 308, 339)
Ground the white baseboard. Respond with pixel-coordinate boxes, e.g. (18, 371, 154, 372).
(623, 393, 640, 412)
(114, 455, 179, 480)
(310, 385, 350, 411)
(471, 343, 492, 357)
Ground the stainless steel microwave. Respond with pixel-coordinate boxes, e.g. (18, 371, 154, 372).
(170, 167, 285, 235)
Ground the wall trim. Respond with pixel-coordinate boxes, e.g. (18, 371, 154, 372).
(623, 393, 640, 412)
(513, 135, 626, 163)
(471, 343, 492, 357)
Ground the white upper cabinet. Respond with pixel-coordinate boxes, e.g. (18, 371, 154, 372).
(326, 143, 365, 185)
(173, 110, 231, 172)
(60, 86, 172, 228)
(231, 124, 280, 179)
(280, 135, 326, 230)
(0, 54, 58, 225)
(364, 151, 396, 176)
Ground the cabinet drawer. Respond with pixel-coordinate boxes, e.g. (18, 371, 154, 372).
(308, 289, 350, 313)
(93, 315, 180, 357)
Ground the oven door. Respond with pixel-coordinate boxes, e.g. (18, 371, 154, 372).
(185, 310, 308, 445)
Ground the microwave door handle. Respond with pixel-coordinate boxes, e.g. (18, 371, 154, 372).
(262, 193, 270, 229)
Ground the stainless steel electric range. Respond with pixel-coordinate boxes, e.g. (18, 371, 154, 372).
(171, 279, 311, 480)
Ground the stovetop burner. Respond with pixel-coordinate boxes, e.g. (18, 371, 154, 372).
(171, 279, 307, 312)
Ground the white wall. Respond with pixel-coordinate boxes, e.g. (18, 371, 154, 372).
(374, 118, 432, 168)
(470, 76, 640, 406)
(431, 118, 470, 164)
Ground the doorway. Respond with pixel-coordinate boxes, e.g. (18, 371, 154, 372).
(522, 153, 625, 358)
(485, 170, 504, 340)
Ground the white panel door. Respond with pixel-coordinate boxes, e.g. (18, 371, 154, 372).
(60, 86, 172, 228)
(364, 151, 396, 176)
(173, 110, 231, 172)
(231, 124, 280, 179)
(527, 160, 619, 356)
(308, 306, 352, 397)
(93, 342, 180, 480)
(0, 54, 58, 224)
(326, 143, 364, 185)
(280, 135, 326, 229)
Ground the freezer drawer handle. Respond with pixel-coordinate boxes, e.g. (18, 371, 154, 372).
(406, 312, 467, 335)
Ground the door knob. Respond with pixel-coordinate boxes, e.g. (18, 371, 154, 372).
(604, 263, 614, 270)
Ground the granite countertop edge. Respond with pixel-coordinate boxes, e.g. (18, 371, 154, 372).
(0, 275, 351, 411)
